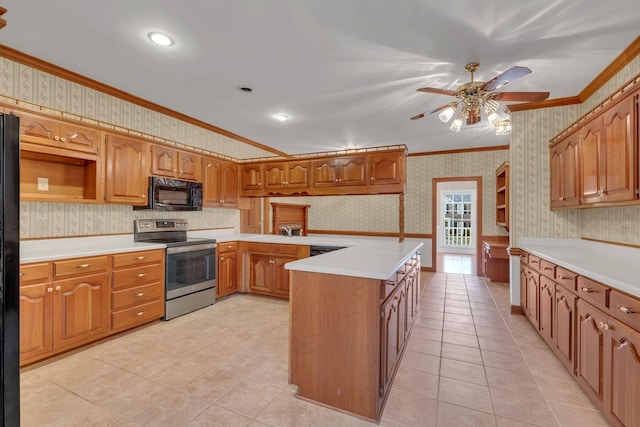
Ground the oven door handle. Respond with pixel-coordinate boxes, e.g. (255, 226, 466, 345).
(167, 243, 217, 254)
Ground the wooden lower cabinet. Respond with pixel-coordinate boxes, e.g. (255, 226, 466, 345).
(576, 299, 607, 404)
(520, 266, 540, 328)
(539, 276, 555, 346)
(54, 273, 110, 349)
(19, 282, 54, 363)
(217, 242, 238, 298)
(607, 319, 640, 427)
(290, 251, 420, 421)
(246, 243, 308, 298)
(553, 285, 576, 373)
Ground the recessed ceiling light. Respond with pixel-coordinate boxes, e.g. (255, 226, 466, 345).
(239, 86, 253, 93)
(148, 32, 174, 47)
(274, 114, 289, 121)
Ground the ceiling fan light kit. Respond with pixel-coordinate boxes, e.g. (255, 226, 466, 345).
(412, 62, 549, 135)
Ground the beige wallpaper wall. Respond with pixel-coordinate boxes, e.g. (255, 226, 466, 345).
(271, 149, 510, 236)
(0, 57, 274, 238)
(510, 55, 640, 246)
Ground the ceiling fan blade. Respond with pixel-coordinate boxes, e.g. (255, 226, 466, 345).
(417, 87, 458, 96)
(410, 103, 452, 120)
(482, 66, 531, 91)
(466, 110, 481, 126)
(493, 91, 550, 102)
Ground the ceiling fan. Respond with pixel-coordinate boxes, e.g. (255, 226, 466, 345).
(411, 62, 550, 132)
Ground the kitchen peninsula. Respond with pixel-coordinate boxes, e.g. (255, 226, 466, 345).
(286, 240, 423, 421)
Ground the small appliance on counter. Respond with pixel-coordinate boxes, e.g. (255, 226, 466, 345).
(134, 219, 216, 320)
(278, 223, 303, 236)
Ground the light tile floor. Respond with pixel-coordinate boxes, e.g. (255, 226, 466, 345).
(20, 272, 610, 426)
(436, 253, 476, 275)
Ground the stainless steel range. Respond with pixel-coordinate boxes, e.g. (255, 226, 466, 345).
(134, 219, 216, 320)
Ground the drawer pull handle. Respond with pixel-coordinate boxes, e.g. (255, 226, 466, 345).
(619, 306, 636, 315)
(616, 338, 630, 350)
(136, 256, 146, 260)
(134, 292, 145, 297)
(557, 275, 571, 280)
(543, 267, 552, 271)
(136, 273, 146, 278)
(135, 311, 145, 317)
(582, 315, 592, 324)
(581, 287, 596, 293)
(78, 263, 93, 268)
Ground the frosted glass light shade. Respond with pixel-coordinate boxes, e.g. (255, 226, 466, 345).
(487, 112, 500, 127)
(439, 106, 456, 122)
(450, 116, 463, 132)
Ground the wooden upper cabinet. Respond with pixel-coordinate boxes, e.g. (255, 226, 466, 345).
(311, 158, 339, 188)
(550, 132, 580, 209)
(15, 109, 99, 154)
(339, 156, 367, 186)
(150, 145, 200, 181)
(264, 161, 311, 193)
(369, 152, 405, 193)
(579, 93, 638, 206)
(202, 157, 238, 208)
(240, 163, 264, 195)
(104, 134, 149, 205)
(311, 155, 367, 193)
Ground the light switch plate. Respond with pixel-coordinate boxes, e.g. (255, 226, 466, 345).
(37, 177, 49, 191)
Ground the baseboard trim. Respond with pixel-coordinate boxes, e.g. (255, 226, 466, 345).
(510, 305, 524, 315)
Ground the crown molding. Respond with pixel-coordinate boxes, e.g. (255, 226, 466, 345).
(409, 144, 509, 157)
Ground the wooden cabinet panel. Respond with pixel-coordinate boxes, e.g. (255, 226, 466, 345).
(246, 243, 306, 298)
(104, 134, 149, 205)
(217, 242, 238, 298)
(550, 134, 580, 209)
(57, 122, 100, 154)
(203, 158, 238, 208)
(53, 256, 108, 278)
(311, 159, 339, 188)
(19, 283, 54, 363)
(287, 161, 311, 189)
(112, 300, 164, 331)
(177, 151, 200, 181)
(580, 117, 604, 205)
(539, 276, 554, 346)
(247, 254, 272, 294)
(53, 273, 110, 349)
(112, 249, 163, 269)
(264, 163, 287, 190)
(19, 262, 51, 285)
(539, 259, 556, 279)
(526, 268, 540, 328)
(150, 145, 201, 181)
(555, 266, 577, 291)
(15, 110, 99, 153)
(577, 299, 607, 404)
(380, 288, 400, 398)
(606, 318, 640, 427)
(339, 156, 367, 186)
(273, 256, 295, 297)
(610, 291, 640, 331)
(112, 264, 163, 290)
(240, 164, 264, 195)
(554, 285, 576, 373)
(220, 162, 238, 206)
(112, 282, 164, 310)
(577, 276, 609, 310)
(369, 152, 405, 193)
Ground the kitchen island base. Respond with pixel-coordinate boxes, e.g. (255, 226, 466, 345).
(289, 251, 420, 421)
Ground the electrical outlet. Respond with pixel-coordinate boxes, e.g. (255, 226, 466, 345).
(37, 177, 49, 191)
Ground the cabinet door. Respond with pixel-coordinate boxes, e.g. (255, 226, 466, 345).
(57, 122, 100, 153)
(240, 164, 264, 193)
(273, 255, 296, 297)
(150, 146, 177, 178)
(553, 285, 576, 374)
(576, 299, 607, 404)
(338, 156, 367, 186)
(606, 318, 640, 427)
(526, 270, 540, 328)
(602, 96, 637, 203)
(580, 118, 604, 204)
(247, 254, 273, 294)
(177, 151, 200, 181)
(520, 266, 529, 316)
(105, 135, 149, 205)
(286, 161, 311, 189)
(369, 152, 404, 188)
(550, 142, 563, 208)
(380, 292, 399, 397)
(202, 158, 222, 207)
(264, 163, 287, 190)
(397, 283, 408, 351)
(311, 159, 339, 188)
(562, 135, 580, 206)
(217, 251, 237, 297)
(220, 162, 238, 206)
(53, 273, 110, 349)
(539, 276, 554, 346)
(20, 283, 54, 363)
(16, 110, 58, 146)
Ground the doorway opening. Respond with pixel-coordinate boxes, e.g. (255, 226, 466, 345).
(432, 177, 482, 275)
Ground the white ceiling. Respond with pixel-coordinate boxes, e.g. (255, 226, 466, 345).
(1, 1, 639, 155)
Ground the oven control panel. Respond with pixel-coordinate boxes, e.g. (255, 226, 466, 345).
(134, 219, 188, 233)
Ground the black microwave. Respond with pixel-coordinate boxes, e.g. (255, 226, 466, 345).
(134, 177, 203, 211)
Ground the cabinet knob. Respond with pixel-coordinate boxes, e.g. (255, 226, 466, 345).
(19, 272, 26, 277)
(47, 287, 53, 293)
(55, 286, 61, 291)
(141, 194, 146, 198)
(60, 137, 66, 142)
(370, 176, 374, 180)
(179, 170, 183, 173)
(220, 256, 224, 261)
(54, 135, 60, 141)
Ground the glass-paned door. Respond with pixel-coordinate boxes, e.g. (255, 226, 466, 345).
(443, 192, 472, 247)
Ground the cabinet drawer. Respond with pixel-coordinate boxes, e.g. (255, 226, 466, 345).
(577, 276, 609, 310)
(112, 264, 163, 290)
(112, 300, 164, 331)
(247, 242, 272, 253)
(19, 263, 51, 285)
(112, 250, 163, 268)
(54, 256, 108, 278)
(555, 267, 577, 291)
(610, 291, 640, 330)
(527, 255, 541, 271)
(539, 259, 556, 279)
(271, 244, 299, 256)
(218, 241, 238, 253)
(112, 282, 163, 311)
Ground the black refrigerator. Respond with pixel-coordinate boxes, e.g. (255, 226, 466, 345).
(0, 113, 20, 426)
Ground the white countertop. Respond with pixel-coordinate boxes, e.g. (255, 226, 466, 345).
(20, 230, 425, 281)
(519, 238, 640, 298)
